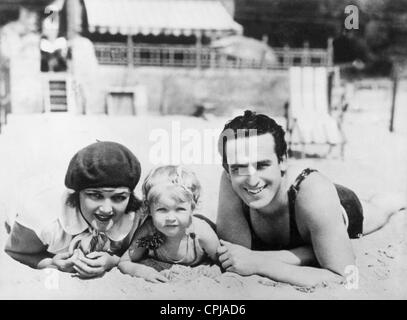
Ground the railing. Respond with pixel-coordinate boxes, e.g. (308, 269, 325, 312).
(94, 43, 330, 69)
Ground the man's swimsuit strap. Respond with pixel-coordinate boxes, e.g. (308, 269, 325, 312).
(243, 168, 363, 250)
(242, 168, 316, 250)
(287, 168, 318, 248)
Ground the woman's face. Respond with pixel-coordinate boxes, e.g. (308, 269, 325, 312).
(79, 187, 131, 232)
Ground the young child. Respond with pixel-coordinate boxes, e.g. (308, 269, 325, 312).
(118, 165, 220, 283)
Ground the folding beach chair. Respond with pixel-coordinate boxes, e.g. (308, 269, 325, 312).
(285, 66, 347, 159)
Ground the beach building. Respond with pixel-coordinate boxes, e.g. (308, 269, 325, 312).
(0, 0, 333, 118)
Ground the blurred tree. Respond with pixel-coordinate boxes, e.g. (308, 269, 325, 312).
(235, 0, 407, 76)
(0, 0, 55, 27)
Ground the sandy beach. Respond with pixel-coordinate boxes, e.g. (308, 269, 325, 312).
(0, 84, 406, 299)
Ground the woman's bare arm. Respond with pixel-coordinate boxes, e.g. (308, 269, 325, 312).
(4, 221, 53, 268)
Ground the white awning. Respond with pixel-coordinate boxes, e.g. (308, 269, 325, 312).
(83, 0, 243, 37)
(45, 0, 65, 12)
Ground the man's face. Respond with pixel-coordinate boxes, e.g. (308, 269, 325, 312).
(225, 133, 286, 210)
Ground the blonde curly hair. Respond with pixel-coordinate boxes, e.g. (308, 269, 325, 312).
(142, 165, 201, 213)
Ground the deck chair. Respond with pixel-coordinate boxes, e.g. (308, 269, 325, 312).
(285, 66, 347, 159)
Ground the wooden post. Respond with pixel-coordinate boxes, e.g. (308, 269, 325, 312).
(66, 0, 80, 40)
(210, 49, 216, 68)
(195, 31, 202, 69)
(159, 75, 168, 115)
(327, 37, 334, 66)
(389, 64, 399, 132)
(169, 47, 174, 66)
(261, 34, 268, 69)
(283, 45, 290, 68)
(127, 34, 133, 67)
(302, 41, 310, 66)
(209, 34, 216, 68)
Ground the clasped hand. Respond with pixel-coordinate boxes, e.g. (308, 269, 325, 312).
(51, 249, 119, 279)
(217, 240, 258, 276)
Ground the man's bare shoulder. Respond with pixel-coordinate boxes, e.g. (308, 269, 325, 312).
(296, 170, 337, 198)
(285, 165, 314, 185)
(294, 171, 342, 226)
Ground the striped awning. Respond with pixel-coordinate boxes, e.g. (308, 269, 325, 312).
(45, 0, 65, 12)
(83, 0, 243, 37)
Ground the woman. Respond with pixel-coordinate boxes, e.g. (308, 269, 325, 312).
(5, 141, 146, 278)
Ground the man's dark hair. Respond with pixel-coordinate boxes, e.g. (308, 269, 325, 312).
(218, 110, 287, 172)
(65, 192, 142, 213)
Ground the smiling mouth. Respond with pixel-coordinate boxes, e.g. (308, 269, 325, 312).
(244, 185, 267, 195)
(94, 213, 114, 222)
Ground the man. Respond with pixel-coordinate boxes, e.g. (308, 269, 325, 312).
(216, 110, 404, 287)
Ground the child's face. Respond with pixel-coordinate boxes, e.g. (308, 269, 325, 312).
(150, 194, 193, 238)
(79, 187, 131, 232)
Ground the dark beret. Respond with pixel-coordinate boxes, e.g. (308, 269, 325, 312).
(64, 141, 141, 191)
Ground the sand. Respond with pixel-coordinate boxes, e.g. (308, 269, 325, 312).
(0, 83, 406, 299)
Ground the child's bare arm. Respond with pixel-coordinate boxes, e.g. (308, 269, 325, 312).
(118, 245, 167, 282)
(195, 218, 220, 261)
(118, 222, 168, 283)
(119, 222, 149, 264)
(118, 246, 167, 283)
(119, 242, 145, 263)
(118, 260, 167, 283)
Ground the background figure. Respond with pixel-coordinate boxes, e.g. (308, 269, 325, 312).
(40, 11, 68, 72)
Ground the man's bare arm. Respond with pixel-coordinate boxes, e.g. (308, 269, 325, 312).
(216, 172, 318, 266)
(218, 241, 342, 287)
(295, 173, 355, 275)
